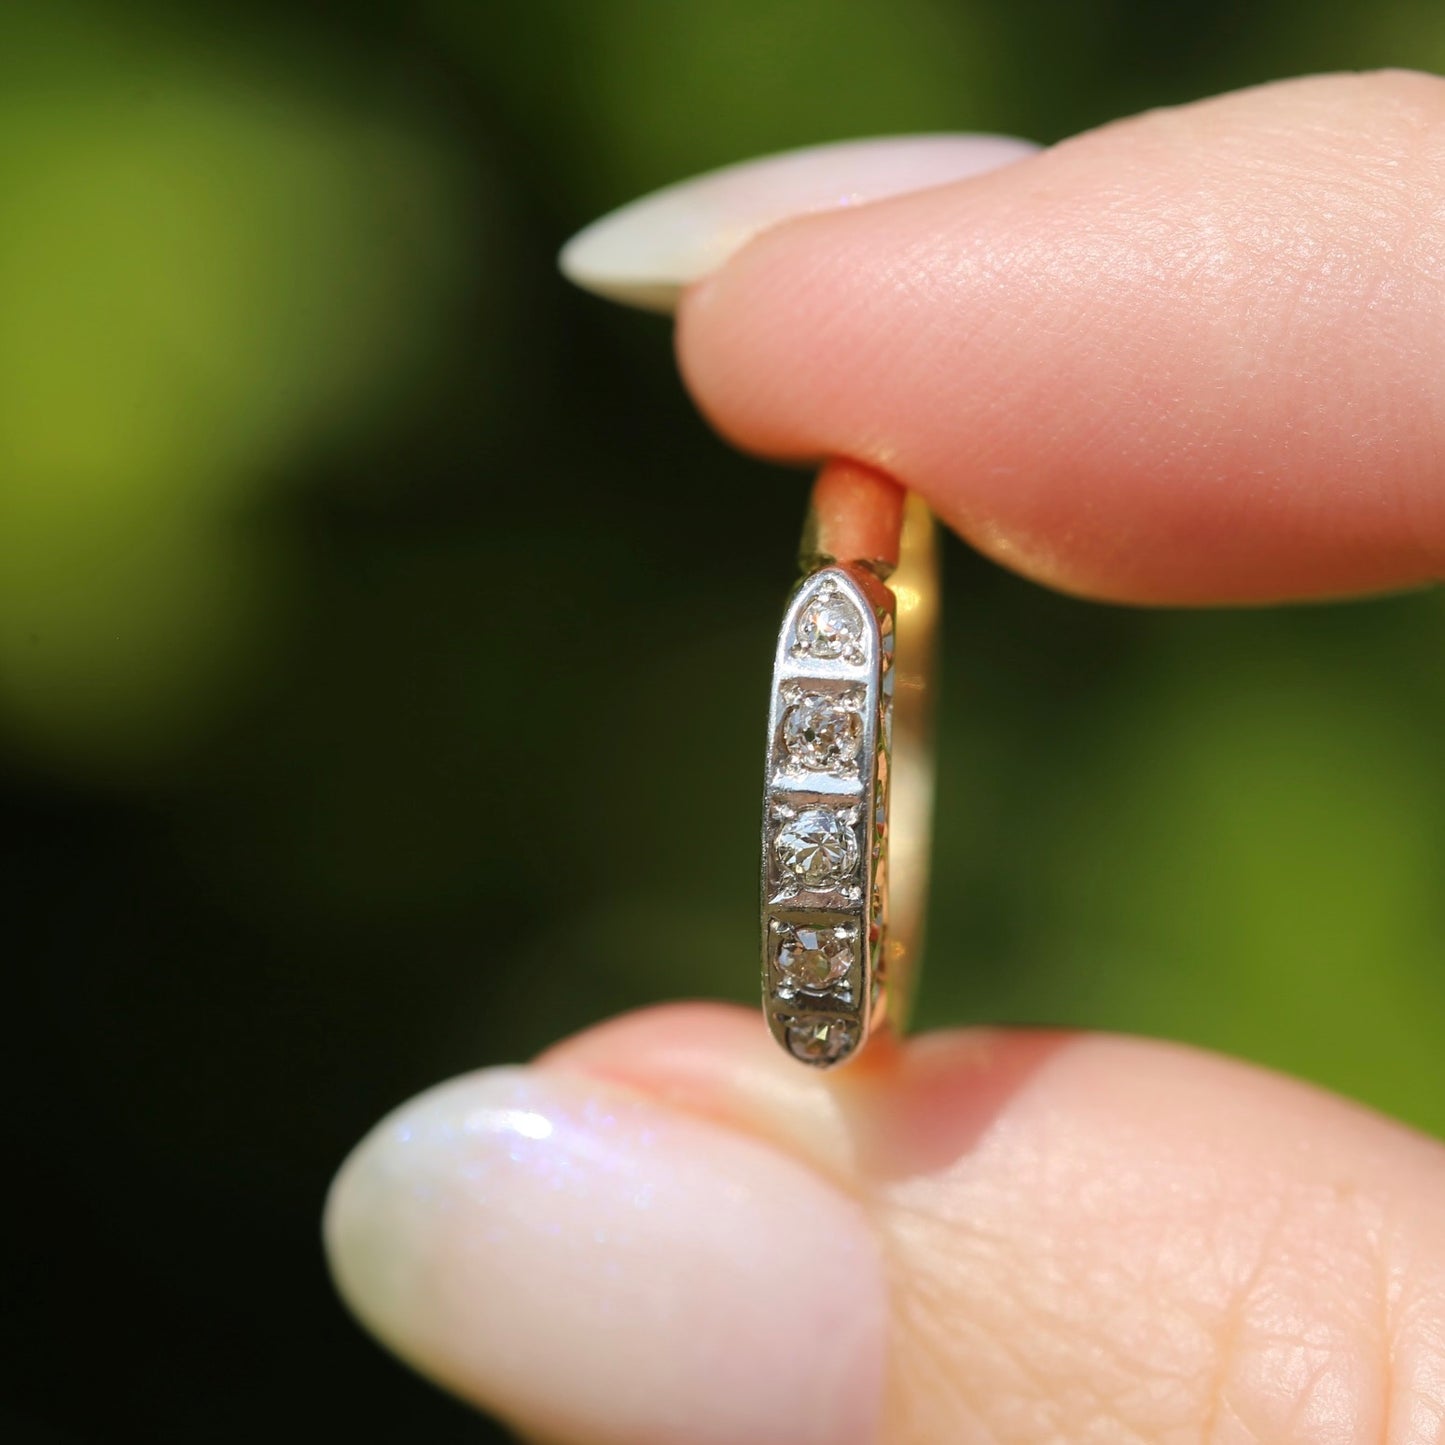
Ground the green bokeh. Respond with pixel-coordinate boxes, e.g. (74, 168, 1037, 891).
(0, 2, 474, 769)
(6, 2, 1445, 1440)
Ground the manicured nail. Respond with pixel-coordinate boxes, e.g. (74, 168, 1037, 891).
(559, 133, 1039, 313)
(324, 1066, 886, 1445)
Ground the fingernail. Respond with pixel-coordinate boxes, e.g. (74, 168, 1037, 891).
(324, 1066, 886, 1445)
(559, 132, 1039, 314)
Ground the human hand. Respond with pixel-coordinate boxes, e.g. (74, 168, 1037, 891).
(326, 73, 1445, 1444)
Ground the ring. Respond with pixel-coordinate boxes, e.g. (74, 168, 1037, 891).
(760, 461, 938, 1067)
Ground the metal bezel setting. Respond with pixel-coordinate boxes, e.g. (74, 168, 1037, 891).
(762, 565, 895, 1066)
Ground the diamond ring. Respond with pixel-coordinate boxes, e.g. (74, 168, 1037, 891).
(761, 462, 938, 1067)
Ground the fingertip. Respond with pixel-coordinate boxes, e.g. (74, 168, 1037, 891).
(324, 1057, 887, 1445)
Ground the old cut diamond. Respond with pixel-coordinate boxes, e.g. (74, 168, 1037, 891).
(782, 691, 863, 772)
(777, 924, 853, 991)
(793, 588, 863, 661)
(774, 809, 857, 886)
(785, 1017, 859, 1066)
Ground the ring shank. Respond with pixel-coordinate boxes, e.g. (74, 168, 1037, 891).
(877, 491, 937, 1032)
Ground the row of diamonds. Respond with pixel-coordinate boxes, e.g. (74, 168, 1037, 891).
(768, 578, 873, 1065)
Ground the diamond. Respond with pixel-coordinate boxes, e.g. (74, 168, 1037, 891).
(785, 1017, 859, 1066)
(782, 691, 863, 772)
(774, 810, 858, 886)
(793, 589, 863, 661)
(776, 924, 853, 991)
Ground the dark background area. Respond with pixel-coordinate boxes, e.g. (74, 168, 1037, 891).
(6, 1, 1445, 1440)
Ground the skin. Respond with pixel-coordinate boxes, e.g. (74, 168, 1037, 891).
(328, 72, 1445, 1443)
(546, 1008, 1445, 1443)
(678, 71, 1445, 604)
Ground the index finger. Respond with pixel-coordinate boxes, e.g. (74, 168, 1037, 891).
(677, 71, 1445, 604)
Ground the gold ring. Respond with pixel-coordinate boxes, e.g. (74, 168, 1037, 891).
(760, 461, 938, 1066)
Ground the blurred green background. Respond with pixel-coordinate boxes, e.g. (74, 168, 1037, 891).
(6, 0, 1445, 1440)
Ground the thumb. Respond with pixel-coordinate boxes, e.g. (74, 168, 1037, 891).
(324, 1004, 1445, 1444)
